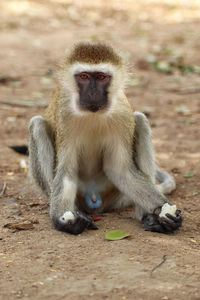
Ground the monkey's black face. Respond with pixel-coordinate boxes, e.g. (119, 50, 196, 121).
(75, 72, 112, 113)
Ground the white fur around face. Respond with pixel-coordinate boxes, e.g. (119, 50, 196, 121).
(69, 63, 117, 76)
(60, 62, 127, 117)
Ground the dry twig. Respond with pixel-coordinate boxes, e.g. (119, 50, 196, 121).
(150, 255, 167, 275)
(166, 87, 200, 95)
(0, 99, 47, 108)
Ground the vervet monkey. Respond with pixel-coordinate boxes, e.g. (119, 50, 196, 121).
(28, 42, 182, 235)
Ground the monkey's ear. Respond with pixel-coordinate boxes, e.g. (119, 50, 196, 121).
(9, 145, 29, 156)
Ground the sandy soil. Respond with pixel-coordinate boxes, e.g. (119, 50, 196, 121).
(0, 1, 200, 299)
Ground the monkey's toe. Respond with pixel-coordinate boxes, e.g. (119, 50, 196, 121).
(53, 211, 98, 235)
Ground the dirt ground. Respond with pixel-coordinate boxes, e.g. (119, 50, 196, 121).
(0, 1, 200, 299)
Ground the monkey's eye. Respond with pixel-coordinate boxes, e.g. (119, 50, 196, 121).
(78, 73, 90, 80)
(96, 73, 110, 81)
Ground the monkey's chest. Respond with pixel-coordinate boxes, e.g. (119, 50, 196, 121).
(78, 144, 103, 179)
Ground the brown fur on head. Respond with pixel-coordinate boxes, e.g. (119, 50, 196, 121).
(66, 42, 122, 66)
(56, 42, 129, 117)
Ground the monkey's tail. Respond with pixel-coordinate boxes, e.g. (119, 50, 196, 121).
(10, 145, 29, 155)
(156, 169, 176, 195)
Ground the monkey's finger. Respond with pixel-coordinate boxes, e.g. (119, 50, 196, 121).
(143, 223, 168, 234)
(75, 211, 98, 230)
(87, 222, 98, 230)
(159, 217, 178, 231)
(142, 214, 168, 233)
(165, 213, 182, 223)
(176, 209, 182, 216)
(159, 216, 176, 224)
(159, 215, 182, 232)
(164, 214, 178, 222)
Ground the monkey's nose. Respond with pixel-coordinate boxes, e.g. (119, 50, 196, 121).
(88, 92, 97, 100)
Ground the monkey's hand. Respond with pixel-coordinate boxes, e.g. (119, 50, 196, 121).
(142, 208, 182, 234)
(53, 211, 98, 235)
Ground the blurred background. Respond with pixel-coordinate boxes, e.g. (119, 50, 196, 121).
(1, 0, 200, 105)
(0, 2, 200, 299)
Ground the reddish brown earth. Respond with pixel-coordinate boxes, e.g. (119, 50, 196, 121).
(0, 1, 200, 299)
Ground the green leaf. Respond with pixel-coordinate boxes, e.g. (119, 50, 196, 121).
(184, 171, 196, 178)
(105, 230, 130, 241)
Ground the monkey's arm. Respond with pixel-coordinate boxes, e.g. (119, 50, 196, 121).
(104, 140, 182, 234)
(29, 116, 97, 234)
(132, 112, 182, 233)
(50, 152, 97, 234)
(50, 167, 97, 234)
(29, 116, 55, 197)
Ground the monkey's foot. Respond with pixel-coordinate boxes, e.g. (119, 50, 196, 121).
(142, 208, 182, 234)
(53, 211, 98, 235)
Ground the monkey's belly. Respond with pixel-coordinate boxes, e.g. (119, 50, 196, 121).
(77, 143, 119, 212)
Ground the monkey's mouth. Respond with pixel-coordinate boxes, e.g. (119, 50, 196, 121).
(81, 102, 108, 113)
(87, 104, 101, 112)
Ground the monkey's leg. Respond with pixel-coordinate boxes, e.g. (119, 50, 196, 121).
(156, 169, 176, 195)
(29, 116, 55, 197)
(104, 145, 182, 234)
(133, 112, 157, 184)
(134, 111, 176, 194)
